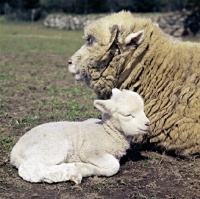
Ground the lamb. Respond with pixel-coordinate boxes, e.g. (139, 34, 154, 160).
(68, 11, 200, 156)
(10, 88, 150, 184)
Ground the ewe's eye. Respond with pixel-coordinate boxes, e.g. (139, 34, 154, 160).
(85, 35, 95, 46)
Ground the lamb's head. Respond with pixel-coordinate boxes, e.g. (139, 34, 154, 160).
(68, 11, 154, 99)
(94, 88, 150, 136)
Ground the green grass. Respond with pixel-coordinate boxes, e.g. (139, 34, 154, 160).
(0, 136, 16, 153)
(0, 18, 84, 55)
(0, 17, 99, 138)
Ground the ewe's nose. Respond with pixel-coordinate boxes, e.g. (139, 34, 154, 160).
(145, 122, 150, 127)
(68, 59, 72, 65)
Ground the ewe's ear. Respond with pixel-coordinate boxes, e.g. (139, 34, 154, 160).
(109, 25, 118, 43)
(124, 30, 144, 46)
(94, 100, 115, 114)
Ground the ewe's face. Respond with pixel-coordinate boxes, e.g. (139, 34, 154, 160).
(68, 32, 109, 81)
(68, 21, 119, 99)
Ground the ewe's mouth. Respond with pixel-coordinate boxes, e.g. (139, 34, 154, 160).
(71, 72, 83, 81)
(68, 64, 83, 81)
(72, 72, 82, 81)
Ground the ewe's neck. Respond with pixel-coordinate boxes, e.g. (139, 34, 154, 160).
(118, 27, 174, 92)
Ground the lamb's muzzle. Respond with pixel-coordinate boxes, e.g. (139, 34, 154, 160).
(145, 122, 150, 127)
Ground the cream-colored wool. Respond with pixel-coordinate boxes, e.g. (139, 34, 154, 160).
(10, 88, 150, 184)
(68, 11, 200, 156)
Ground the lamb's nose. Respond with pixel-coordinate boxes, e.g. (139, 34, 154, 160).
(68, 59, 72, 64)
(145, 122, 150, 127)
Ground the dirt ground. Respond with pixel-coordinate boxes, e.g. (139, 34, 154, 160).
(1, 149, 200, 199)
(0, 27, 200, 198)
(0, 55, 199, 199)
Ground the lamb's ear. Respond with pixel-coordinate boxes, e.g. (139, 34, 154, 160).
(111, 88, 121, 100)
(94, 99, 115, 114)
(124, 30, 144, 46)
(109, 25, 118, 43)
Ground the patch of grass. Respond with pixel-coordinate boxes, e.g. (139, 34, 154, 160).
(141, 159, 148, 167)
(0, 20, 84, 55)
(41, 98, 99, 121)
(0, 106, 5, 115)
(12, 116, 41, 128)
(40, 85, 100, 121)
(148, 154, 163, 165)
(0, 164, 17, 180)
(67, 87, 86, 94)
(0, 136, 16, 153)
(0, 74, 15, 82)
(0, 87, 3, 94)
(91, 183, 111, 193)
(53, 73, 67, 79)
(45, 85, 66, 95)
(119, 178, 132, 185)
(136, 191, 161, 199)
(14, 185, 30, 192)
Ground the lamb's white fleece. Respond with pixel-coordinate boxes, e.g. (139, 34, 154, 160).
(10, 88, 150, 184)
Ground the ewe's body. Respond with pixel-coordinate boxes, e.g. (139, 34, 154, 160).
(68, 11, 200, 156)
(10, 89, 150, 184)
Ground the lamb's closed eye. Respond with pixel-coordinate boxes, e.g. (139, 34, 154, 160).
(121, 114, 135, 118)
(127, 114, 135, 118)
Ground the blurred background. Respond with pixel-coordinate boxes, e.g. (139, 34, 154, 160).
(0, 0, 199, 20)
(1, 0, 200, 37)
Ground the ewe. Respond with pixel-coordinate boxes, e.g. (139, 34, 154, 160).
(68, 11, 200, 156)
(10, 88, 150, 184)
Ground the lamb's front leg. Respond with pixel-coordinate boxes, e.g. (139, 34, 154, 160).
(69, 153, 120, 184)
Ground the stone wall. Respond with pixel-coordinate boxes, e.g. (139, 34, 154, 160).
(44, 11, 194, 37)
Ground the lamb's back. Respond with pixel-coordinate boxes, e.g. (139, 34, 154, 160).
(10, 120, 106, 167)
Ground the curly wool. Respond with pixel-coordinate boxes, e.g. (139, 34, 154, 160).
(69, 11, 200, 156)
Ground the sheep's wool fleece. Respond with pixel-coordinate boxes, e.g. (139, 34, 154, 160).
(71, 11, 200, 156)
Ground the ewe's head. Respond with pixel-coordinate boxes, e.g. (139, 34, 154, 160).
(68, 11, 154, 99)
(94, 88, 150, 136)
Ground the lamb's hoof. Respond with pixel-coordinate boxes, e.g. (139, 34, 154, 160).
(70, 174, 82, 184)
